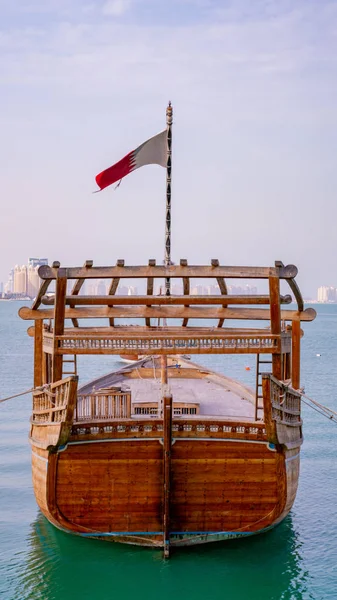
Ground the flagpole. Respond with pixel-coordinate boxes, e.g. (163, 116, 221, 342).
(165, 102, 173, 296)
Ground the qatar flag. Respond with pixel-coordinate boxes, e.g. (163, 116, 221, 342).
(95, 130, 167, 191)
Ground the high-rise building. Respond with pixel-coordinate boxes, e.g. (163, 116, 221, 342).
(4, 259, 48, 298)
(14, 265, 27, 295)
(317, 286, 337, 303)
(28, 257, 48, 269)
(27, 265, 41, 298)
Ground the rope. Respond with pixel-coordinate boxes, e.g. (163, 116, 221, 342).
(0, 384, 50, 404)
(301, 392, 337, 425)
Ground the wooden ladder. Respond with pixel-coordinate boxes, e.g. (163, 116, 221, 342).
(62, 355, 77, 377)
(255, 354, 272, 420)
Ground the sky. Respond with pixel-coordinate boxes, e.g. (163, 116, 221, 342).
(1, 0, 337, 298)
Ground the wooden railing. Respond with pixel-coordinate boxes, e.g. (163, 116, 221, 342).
(262, 374, 302, 449)
(30, 376, 78, 450)
(75, 390, 132, 421)
(270, 378, 301, 426)
(70, 418, 266, 441)
(132, 402, 200, 416)
(52, 333, 280, 355)
(32, 377, 76, 424)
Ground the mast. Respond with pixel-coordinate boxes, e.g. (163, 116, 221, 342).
(165, 102, 173, 296)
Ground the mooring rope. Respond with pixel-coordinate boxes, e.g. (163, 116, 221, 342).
(0, 384, 50, 404)
(301, 392, 337, 425)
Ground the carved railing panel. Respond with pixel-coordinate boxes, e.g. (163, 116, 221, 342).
(75, 391, 131, 421)
(70, 419, 266, 441)
(54, 334, 280, 355)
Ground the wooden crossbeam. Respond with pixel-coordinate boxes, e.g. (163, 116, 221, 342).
(70, 260, 93, 327)
(32, 261, 60, 310)
(108, 259, 124, 326)
(212, 259, 228, 328)
(181, 259, 189, 327)
(40, 294, 293, 306)
(38, 264, 298, 281)
(19, 305, 317, 322)
(52, 269, 67, 382)
(146, 259, 155, 326)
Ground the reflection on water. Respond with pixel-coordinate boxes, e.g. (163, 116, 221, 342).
(14, 512, 310, 600)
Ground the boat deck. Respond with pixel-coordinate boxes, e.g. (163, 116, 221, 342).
(124, 377, 255, 419)
(77, 356, 257, 421)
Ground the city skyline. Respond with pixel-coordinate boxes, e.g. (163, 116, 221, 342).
(2, 257, 48, 299)
(3, 254, 337, 303)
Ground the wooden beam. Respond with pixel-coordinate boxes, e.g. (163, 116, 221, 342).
(108, 259, 124, 326)
(34, 320, 43, 387)
(52, 269, 67, 382)
(32, 261, 60, 310)
(163, 393, 172, 558)
(161, 355, 168, 384)
(41, 294, 293, 306)
(262, 375, 278, 444)
(269, 276, 282, 380)
(38, 264, 299, 281)
(212, 259, 228, 328)
(146, 259, 155, 327)
(19, 305, 317, 322)
(275, 260, 303, 311)
(181, 259, 189, 327)
(71, 260, 93, 327)
(291, 320, 301, 389)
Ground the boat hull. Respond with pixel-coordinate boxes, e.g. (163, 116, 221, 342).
(31, 437, 299, 548)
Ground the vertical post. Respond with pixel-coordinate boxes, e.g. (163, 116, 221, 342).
(291, 320, 301, 389)
(269, 276, 282, 380)
(262, 375, 277, 444)
(165, 102, 173, 296)
(161, 355, 168, 384)
(34, 320, 43, 388)
(52, 268, 67, 383)
(163, 393, 172, 558)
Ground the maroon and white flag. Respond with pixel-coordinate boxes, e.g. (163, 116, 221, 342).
(95, 130, 167, 191)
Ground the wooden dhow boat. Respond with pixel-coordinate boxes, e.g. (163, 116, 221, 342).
(18, 105, 316, 555)
(19, 259, 316, 555)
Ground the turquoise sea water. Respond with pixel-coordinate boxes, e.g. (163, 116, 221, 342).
(0, 301, 336, 600)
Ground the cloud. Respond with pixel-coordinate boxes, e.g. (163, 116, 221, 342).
(102, 0, 131, 16)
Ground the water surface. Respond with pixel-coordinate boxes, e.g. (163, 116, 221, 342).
(0, 301, 336, 599)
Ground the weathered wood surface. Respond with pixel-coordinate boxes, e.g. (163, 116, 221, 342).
(20, 305, 316, 322)
(38, 264, 299, 281)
